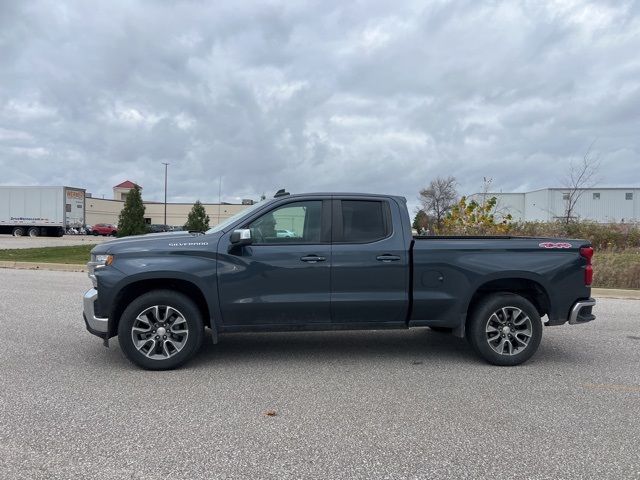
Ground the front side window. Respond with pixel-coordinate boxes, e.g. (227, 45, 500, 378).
(207, 200, 267, 234)
(341, 200, 390, 243)
(247, 201, 322, 244)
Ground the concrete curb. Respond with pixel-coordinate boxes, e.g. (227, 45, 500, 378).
(0, 261, 85, 273)
(0, 262, 638, 299)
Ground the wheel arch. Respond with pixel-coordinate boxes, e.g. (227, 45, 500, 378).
(464, 276, 551, 330)
(108, 277, 214, 338)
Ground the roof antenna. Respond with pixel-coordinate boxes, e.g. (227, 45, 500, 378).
(274, 188, 290, 198)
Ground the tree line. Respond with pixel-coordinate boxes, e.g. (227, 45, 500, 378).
(117, 185, 210, 237)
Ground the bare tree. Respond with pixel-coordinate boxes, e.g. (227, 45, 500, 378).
(562, 142, 600, 223)
(418, 176, 457, 229)
(478, 176, 520, 221)
(478, 176, 493, 208)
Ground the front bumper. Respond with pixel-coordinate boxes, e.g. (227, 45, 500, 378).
(568, 298, 596, 324)
(83, 288, 109, 337)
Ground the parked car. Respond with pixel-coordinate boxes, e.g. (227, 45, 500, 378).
(83, 191, 595, 370)
(147, 224, 170, 233)
(91, 223, 117, 236)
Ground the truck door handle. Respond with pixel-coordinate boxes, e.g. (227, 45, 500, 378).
(376, 255, 401, 262)
(300, 255, 326, 263)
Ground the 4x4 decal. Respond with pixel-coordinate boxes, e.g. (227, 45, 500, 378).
(539, 242, 572, 249)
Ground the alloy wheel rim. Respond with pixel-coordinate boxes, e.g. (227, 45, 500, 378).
(131, 305, 189, 360)
(485, 306, 533, 356)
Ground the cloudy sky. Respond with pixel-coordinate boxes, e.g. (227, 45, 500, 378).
(1, 0, 639, 209)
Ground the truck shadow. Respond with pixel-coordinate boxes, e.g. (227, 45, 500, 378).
(191, 328, 479, 367)
(187, 328, 593, 369)
(97, 328, 591, 371)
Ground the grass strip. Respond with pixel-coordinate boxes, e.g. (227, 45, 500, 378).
(593, 249, 640, 289)
(0, 245, 93, 265)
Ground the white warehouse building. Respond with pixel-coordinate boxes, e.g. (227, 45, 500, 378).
(469, 188, 640, 223)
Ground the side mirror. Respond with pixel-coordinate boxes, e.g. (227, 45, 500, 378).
(230, 228, 252, 246)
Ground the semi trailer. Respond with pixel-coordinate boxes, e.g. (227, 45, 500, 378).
(0, 186, 86, 237)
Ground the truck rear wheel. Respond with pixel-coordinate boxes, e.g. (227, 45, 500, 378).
(12, 227, 25, 237)
(28, 227, 39, 237)
(467, 293, 542, 366)
(118, 290, 204, 370)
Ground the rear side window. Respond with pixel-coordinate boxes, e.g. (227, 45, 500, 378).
(340, 200, 390, 243)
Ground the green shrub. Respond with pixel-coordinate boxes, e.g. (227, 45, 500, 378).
(440, 196, 513, 235)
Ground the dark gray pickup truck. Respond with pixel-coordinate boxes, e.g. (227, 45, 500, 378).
(83, 191, 596, 370)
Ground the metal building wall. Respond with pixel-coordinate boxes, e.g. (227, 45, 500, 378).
(470, 188, 639, 223)
(523, 189, 552, 221)
(548, 188, 638, 222)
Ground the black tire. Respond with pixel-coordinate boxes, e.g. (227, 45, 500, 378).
(28, 227, 39, 237)
(12, 227, 25, 237)
(118, 290, 204, 370)
(467, 293, 542, 366)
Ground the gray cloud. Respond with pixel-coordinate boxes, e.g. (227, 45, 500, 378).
(1, 0, 639, 211)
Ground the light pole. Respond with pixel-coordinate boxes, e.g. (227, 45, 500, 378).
(217, 176, 222, 226)
(162, 162, 169, 226)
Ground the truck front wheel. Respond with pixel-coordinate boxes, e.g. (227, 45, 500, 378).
(118, 290, 204, 370)
(467, 293, 542, 366)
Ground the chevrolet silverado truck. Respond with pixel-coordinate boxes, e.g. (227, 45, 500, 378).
(83, 191, 596, 370)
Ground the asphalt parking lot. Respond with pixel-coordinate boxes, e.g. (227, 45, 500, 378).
(1, 269, 639, 480)
(0, 234, 109, 250)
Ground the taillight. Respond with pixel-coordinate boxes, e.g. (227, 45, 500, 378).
(580, 246, 594, 286)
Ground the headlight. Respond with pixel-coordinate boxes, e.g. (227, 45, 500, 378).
(87, 254, 114, 287)
(94, 254, 114, 266)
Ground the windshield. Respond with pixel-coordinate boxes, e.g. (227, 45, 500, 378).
(206, 200, 269, 234)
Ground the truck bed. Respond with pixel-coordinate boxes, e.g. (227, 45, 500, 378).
(409, 235, 591, 329)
